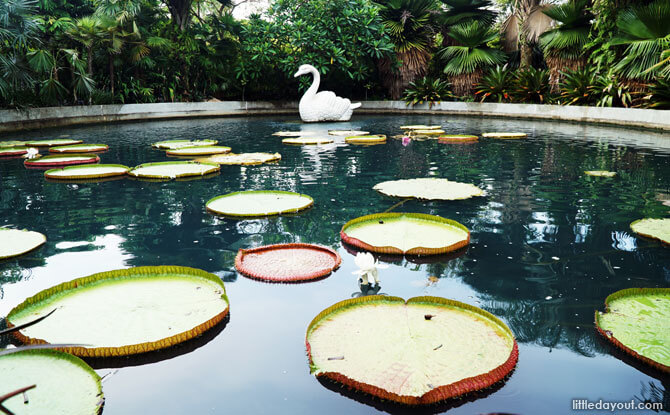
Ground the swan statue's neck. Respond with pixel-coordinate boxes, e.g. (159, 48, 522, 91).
(304, 66, 320, 99)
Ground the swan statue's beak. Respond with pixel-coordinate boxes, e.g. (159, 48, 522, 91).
(293, 70, 304, 78)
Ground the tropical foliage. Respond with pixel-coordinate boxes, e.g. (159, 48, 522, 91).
(475, 65, 514, 102)
(402, 76, 454, 107)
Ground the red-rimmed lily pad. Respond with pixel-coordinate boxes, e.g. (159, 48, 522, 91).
(49, 144, 108, 153)
(630, 218, 670, 245)
(306, 295, 518, 405)
(44, 164, 130, 180)
(373, 178, 484, 200)
(235, 243, 341, 283)
(25, 139, 84, 147)
(341, 213, 469, 255)
(206, 190, 313, 217)
(6, 266, 230, 358)
(0, 146, 38, 157)
(0, 349, 103, 415)
(128, 161, 220, 180)
(595, 288, 670, 373)
(0, 228, 46, 260)
(152, 139, 218, 149)
(166, 146, 232, 156)
(24, 154, 100, 168)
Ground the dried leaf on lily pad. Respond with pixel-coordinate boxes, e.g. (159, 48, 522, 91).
(0, 146, 37, 157)
(595, 288, 670, 373)
(481, 132, 527, 139)
(282, 137, 334, 145)
(630, 218, 670, 245)
(24, 154, 100, 168)
(584, 170, 616, 177)
(345, 135, 387, 144)
(6, 266, 229, 357)
(152, 139, 218, 149)
(197, 152, 281, 165)
(374, 178, 483, 201)
(206, 190, 313, 217)
(0, 228, 46, 259)
(306, 295, 518, 405)
(166, 146, 231, 156)
(128, 161, 219, 180)
(329, 130, 369, 136)
(25, 139, 84, 147)
(0, 349, 103, 414)
(44, 164, 130, 180)
(235, 243, 341, 283)
(341, 213, 470, 255)
(439, 135, 478, 143)
(49, 144, 108, 153)
(400, 125, 442, 130)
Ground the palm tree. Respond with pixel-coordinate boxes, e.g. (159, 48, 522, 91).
(439, 0, 496, 26)
(439, 20, 507, 95)
(68, 16, 105, 77)
(375, 0, 439, 99)
(539, 0, 593, 91)
(500, 0, 554, 69)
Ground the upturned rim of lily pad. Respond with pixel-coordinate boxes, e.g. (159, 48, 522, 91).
(44, 164, 130, 180)
(305, 295, 518, 405)
(630, 218, 670, 245)
(235, 243, 341, 283)
(24, 139, 84, 147)
(0, 140, 27, 148)
(151, 139, 218, 149)
(49, 144, 108, 153)
(0, 146, 35, 156)
(24, 154, 100, 167)
(165, 145, 232, 156)
(594, 287, 670, 373)
(6, 265, 230, 358)
(438, 135, 479, 142)
(0, 228, 47, 260)
(481, 132, 527, 139)
(340, 212, 470, 255)
(127, 161, 220, 180)
(345, 135, 387, 144)
(206, 190, 314, 217)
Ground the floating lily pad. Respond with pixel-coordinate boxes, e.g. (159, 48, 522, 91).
(481, 132, 527, 139)
(6, 266, 229, 357)
(197, 152, 281, 165)
(306, 295, 518, 405)
(49, 144, 108, 153)
(235, 243, 341, 283)
(207, 190, 313, 217)
(282, 137, 334, 145)
(595, 288, 670, 373)
(0, 349, 103, 414)
(44, 164, 130, 180)
(166, 146, 232, 156)
(585, 170, 616, 177)
(128, 161, 219, 180)
(438, 135, 478, 143)
(24, 154, 100, 168)
(272, 131, 309, 137)
(0, 146, 37, 157)
(400, 125, 442, 130)
(630, 218, 670, 245)
(25, 139, 84, 147)
(341, 213, 469, 255)
(373, 178, 484, 200)
(411, 129, 445, 136)
(152, 139, 218, 150)
(329, 130, 370, 136)
(0, 228, 46, 260)
(345, 135, 387, 144)
(0, 140, 26, 148)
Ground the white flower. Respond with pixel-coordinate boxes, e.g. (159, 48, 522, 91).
(351, 252, 388, 285)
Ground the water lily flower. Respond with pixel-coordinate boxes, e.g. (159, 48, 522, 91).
(351, 252, 388, 285)
(401, 136, 411, 146)
(22, 148, 39, 159)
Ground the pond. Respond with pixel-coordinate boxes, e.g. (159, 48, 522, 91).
(1, 114, 669, 414)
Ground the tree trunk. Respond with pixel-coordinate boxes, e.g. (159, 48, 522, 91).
(378, 49, 431, 100)
(167, 0, 193, 31)
(451, 69, 482, 96)
(109, 55, 115, 96)
(546, 56, 584, 93)
(87, 46, 94, 76)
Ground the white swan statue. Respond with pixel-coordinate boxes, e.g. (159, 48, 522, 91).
(294, 64, 361, 122)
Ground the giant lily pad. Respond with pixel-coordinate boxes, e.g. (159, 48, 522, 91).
(411, 129, 445, 136)
(585, 170, 616, 177)
(49, 144, 108, 153)
(595, 288, 670, 373)
(0, 140, 26, 148)
(44, 164, 130, 180)
(438, 135, 478, 143)
(282, 137, 334, 145)
(400, 125, 442, 130)
(207, 190, 313, 217)
(0, 349, 103, 414)
(272, 131, 310, 137)
(235, 243, 341, 283)
(24, 154, 100, 168)
(197, 152, 281, 165)
(630, 218, 670, 245)
(374, 178, 483, 201)
(329, 130, 369, 136)
(0, 228, 46, 260)
(25, 139, 83, 147)
(341, 213, 469, 255)
(345, 135, 387, 144)
(166, 146, 231, 156)
(128, 161, 219, 180)
(481, 132, 527, 139)
(6, 266, 229, 357)
(306, 295, 518, 405)
(152, 139, 218, 149)
(0, 146, 37, 157)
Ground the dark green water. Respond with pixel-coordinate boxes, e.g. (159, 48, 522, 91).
(1, 115, 669, 414)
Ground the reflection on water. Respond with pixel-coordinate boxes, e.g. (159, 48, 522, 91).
(1, 115, 669, 414)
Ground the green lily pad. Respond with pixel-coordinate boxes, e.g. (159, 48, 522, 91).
(49, 144, 108, 153)
(24, 154, 100, 168)
(0, 349, 103, 414)
(0, 140, 26, 148)
(410, 129, 445, 136)
(630, 218, 670, 245)
(152, 139, 218, 149)
(373, 178, 484, 200)
(6, 266, 230, 357)
(595, 288, 670, 373)
(25, 139, 84, 147)
(585, 170, 616, 177)
(345, 135, 387, 144)
(44, 164, 130, 180)
(306, 295, 518, 405)
(0, 228, 46, 260)
(166, 146, 232, 156)
(128, 161, 220, 180)
(400, 125, 442, 130)
(438, 135, 478, 142)
(0, 146, 37, 157)
(196, 152, 281, 165)
(272, 131, 309, 137)
(481, 132, 527, 139)
(341, 213, 470, 255)
(207, 190, 313, 217)
(329, 130, 370, 136)
(282, 137, 334, 145)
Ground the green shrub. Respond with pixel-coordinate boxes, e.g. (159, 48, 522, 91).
(403, 77, 454, 107)
(558, 67, 598, 106)
(474, 65, 514, 102)
(514, 67, 551, 104)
